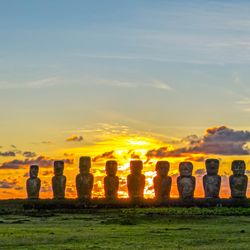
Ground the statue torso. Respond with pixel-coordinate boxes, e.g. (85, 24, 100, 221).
(26, 178, 41, 199)
(177, 176, 195, 199)
(203, 175, 221, 198)
(52, 175, 66, 199)
(154, 176, 172, 199)
(230, 175, 248, 198)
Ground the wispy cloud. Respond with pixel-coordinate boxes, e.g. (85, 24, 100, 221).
(236, 98, 250, 112)
(0, 77, 60, 90)
(97, 78, 174, 91)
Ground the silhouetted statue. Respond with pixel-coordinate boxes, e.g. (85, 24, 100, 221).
(76, 156, 94, 200)
(203, 159, 221, 199)
(26, 165, 41, 199)
(177, 162, 195, 200)
(52, 161, 66, 199)
(104, 160, 119, 200)
(230, 160, 248, 199)
(154, 161, 172, 201)
(127, 160, 145, 200)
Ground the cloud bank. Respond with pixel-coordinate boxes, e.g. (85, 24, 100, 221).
(146, 126, 250, 159)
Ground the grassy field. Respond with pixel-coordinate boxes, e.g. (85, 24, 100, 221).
(0, 208, 250, 249)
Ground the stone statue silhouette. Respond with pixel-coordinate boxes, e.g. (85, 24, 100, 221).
(52, 161, 66, 199)
(203, 159, 221, 199)
(76, 156, 94, 200)
(230, 160, 248, 199)
(177, 162, 195, 200)
(127, 160, 145, 200)
(154, 161, 172, 201)
(104, 160, 119, 200)
(26, 165, 41, 199)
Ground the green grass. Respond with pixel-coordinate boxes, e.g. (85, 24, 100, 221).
(0, 208, 249, 249)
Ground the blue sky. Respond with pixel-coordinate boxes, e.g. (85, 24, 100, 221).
(0, 0, 250, 148)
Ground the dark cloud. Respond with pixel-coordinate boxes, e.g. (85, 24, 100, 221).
(0, 156, 74, 170)
(182, 135, 201, 145)
(0, 151, 16, 157)
(146, 126, 250, 159)
(42, 170, 53, 176)
(0, 179, 22, 190)
(195, 169, 206, 176)
(130, 152, 141, 159)
(185, 156, 205, 162)
(64, 153, 75, 157)
(23, 151, 37, 158)
(93, 151, 115, 162)
(23, 173, 29, 178)
(66, 135, 83, 142)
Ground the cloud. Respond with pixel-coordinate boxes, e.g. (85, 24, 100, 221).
(23, 151, 37, 158)
(0, 156, 74, 170)
(42, 170, 53, 176)
(195, 169, 206, 176)
(0, 179, 22, 190)
(0, 151, 16, 157)
(97, 78, 173, 91)
(185, 155, 205, 162)
(66, 135, 83, 142)
(149, 80, 173, 91)
(93, 151, 115, 162)
(146, 126, 250, 159)
(236, 98, 250, 112)
(130, 152, 141, 159)
(0, 77, 60, 90)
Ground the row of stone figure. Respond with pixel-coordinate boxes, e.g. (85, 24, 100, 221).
(26, 157, 248, 200)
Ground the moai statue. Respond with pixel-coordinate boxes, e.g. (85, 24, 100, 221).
(153, 161, 172, 201)
(203, 159, 221, 199)
(177, 162, 195, 200)
(76, 156, 94, 200)
(104, 160, 119, 200)
(52, 161, 66, 199)
(230, 160, 248, 199)
(127, 160, 145, 200)
(26, 165, 41, 199)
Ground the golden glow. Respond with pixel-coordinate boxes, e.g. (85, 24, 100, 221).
(0, 133, 248, 199)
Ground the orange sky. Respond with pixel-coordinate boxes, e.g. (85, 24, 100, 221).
(0, 126, 249, 200)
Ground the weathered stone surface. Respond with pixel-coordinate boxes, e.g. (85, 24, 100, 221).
(177, 162, 195, 200)
(76, 156, 94, 200)
(154, 161, 172, 201)
(52, 161, 66, 199)
(26, 165, 41, 199)
(203, 159, 221, 198)
(104, 160, 119, 200)
(127, 160, 145, 200)
(230, 160, 248, 199)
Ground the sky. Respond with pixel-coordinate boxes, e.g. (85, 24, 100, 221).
(0, 0, 250, 199)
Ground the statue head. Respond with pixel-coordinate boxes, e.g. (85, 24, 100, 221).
(105, 160, 118, 176)
(79, 156, 91, 175)
(232, 160, 246, 176)
(179, 162, 193, 177)
(54, 161, 64, 176)
(156, 161, 170, 177)
(130, 160, 143, 175)
(205, 159, 219, 175)
(30, 165, 39, 178)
